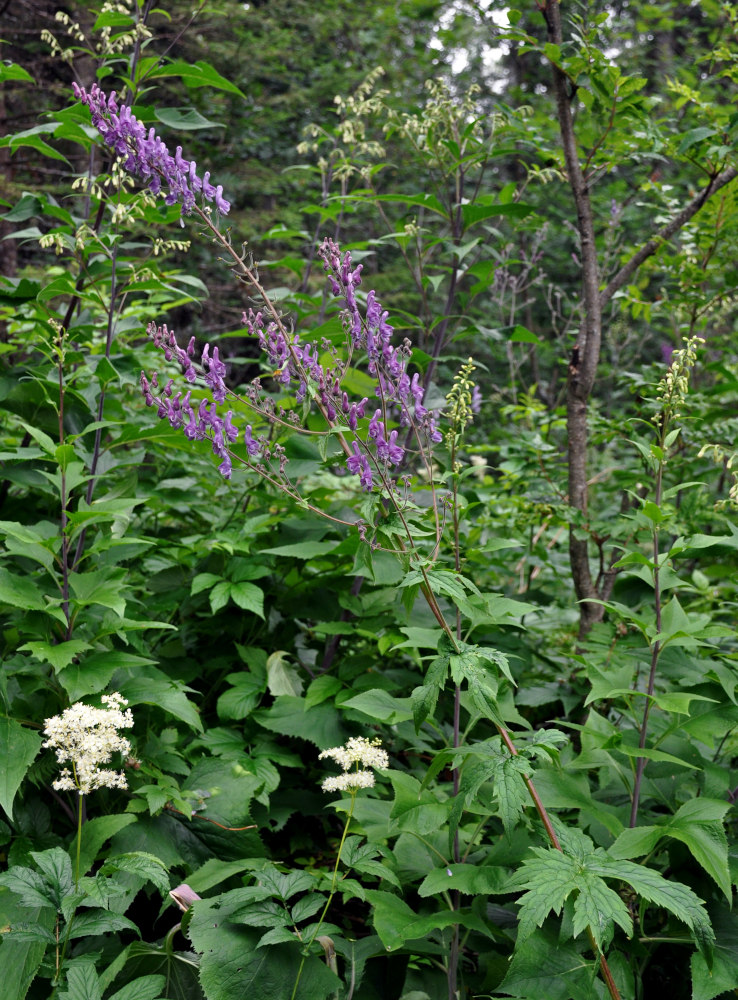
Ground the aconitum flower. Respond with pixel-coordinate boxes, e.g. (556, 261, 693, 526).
(42, 692, 134, 795)
(72, 82, 230, 218)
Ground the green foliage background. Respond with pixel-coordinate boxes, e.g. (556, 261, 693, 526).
(0, 1, 737, 999)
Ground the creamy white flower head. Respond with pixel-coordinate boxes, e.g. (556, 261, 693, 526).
(321, 770, 376, 793)
(319, 736, 389, 772)
(319, 736, 388, 794)
(42, 692, 134, 795)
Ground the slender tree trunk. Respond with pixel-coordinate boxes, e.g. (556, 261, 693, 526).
(542, 0, 738, 638)
(543, 0, 602, 636)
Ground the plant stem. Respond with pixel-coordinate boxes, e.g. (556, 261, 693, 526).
(290, 791, 357, 1000)
(630, 451, 664, 827)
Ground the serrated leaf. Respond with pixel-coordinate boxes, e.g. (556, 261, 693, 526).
(18, 640, 91, 672)
(29, 848, 73, 906)
(108, 975, 166, 1000)
(98, 853, 169, 894)
(68, 909, 140, 939)
(0, 867, 56, 909)
(0, 718, 42, 818)
(58, 962, 101, 1000)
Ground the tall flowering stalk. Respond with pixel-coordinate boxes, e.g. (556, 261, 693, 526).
(290, 738, 389, 1000)
(43, 691, 134, 888)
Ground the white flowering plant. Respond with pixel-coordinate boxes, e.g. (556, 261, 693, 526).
(42, 692, 134, 796)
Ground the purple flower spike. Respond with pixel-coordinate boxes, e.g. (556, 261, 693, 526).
(72, 82, 231, 218)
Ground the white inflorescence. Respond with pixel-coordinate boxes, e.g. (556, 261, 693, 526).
(42, 692, 134, 795)
(318, 736, 389, 793)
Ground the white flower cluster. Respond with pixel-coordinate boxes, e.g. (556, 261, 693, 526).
(42, 692, 134, 796)
(318, 736, 389, 793)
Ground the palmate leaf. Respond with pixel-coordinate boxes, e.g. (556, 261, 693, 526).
(515, 839, 715, 961)
(590, 855, 715, 965)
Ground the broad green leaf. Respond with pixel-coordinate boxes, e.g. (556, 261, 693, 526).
(99, 853, 169, 894)
(498, 925, 611, 1000)
(0, 867, 56, 910)
(229, 581, 264, 618)
(68, 909, 140, 939)
(217, 674, 263, 721)
(365, 889, 487, 951)
(58, 962, 101, 1000)
(108, 976, 166, 1000)
(418, 863, 511, 897)
(342, 689, 413, 724)
(189, 895, 339, 999)
(155, 107, 224, 130)
(68, 569, 127, 617)
(72, 814, 137, 878)
(118, 672, 203, 732)
(0, 890, 56, 1000)
(0, 719, 42, 818)
(18, 640, 91, 672)
(0, 569, 46, 611)
(591, 856, 715, 964)
(266, 651, 302, 697)
(29, 848, 72, 906)
(149, 58, 247, 98)
(0, 63, 34, 83)
(691, 907, 738, 1000)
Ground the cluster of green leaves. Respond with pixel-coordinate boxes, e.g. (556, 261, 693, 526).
(1, 2, 737, 1000)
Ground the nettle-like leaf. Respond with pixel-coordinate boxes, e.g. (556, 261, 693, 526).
(514, 835, 715, 963)
(97, 852, 169, 894)
(610, 798, 731, 901)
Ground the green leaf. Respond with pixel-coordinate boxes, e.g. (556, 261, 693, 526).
(58, 963, 101, 1000)
(68, 909, 140, 939)
(418, 863, 510, 897)
(217, 674, 263, 721)
(0, 569, 47, 612)
(118, 668, 202, 732)
(0, 890, 56, 1000)
(498, 925, 607, 1000)
(18, 640, 91, 672)
(72, 814, 137, 878)
(592, 856, 715, 964)
(342, 689, 413, 724)
(691, 907, 738, 1000)
(149, 59, 247, 98)
(0, 719, 42, 818)
(229, 581, 265, 618)
(266, 651, 303, 697)
(98, 853, 169, 894)
(260, 540, 337, 559)
(68, 569, 127, 617)
(189, 894, 340, 999)
(29, 848, 73, 906)
(108, 976, 166, 1000)
(677, 126, 717, 153)
(155, 107, 225, 130)
(0, 63, 34, 84)
(0, 867, 56, 910)
(365, 889, 480, 951)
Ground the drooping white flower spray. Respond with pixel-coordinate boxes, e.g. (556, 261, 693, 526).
(43, 692, 134, 795)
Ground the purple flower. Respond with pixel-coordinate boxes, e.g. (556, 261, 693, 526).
(72, 82, 230, 218)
